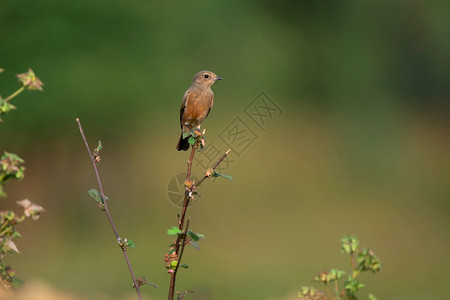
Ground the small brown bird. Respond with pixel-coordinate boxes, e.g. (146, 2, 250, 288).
(176, 70, 222, 151)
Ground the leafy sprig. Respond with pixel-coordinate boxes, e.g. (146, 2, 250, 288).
(297, 235, 381, 300)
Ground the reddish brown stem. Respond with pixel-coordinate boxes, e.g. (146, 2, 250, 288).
(186, 145, 197, 182)
(76, 118, 142, 300)
(194, 149, 231, 188)
(169, 140, 231, 300)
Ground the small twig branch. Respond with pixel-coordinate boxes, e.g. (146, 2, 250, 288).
(169, 145, 195, 300)
(168, 140, 231, 300)
(169, 217, 192, 300)
(195, 149, 231, 188)
(174, 218, 190, 276)
(186, 145, 197, 182)
(169, 218, 191, 300)
(178, 145, 197, 231)
(4, 86, 25, 102)
(76, 118, 143, 300)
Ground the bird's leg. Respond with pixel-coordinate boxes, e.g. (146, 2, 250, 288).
(184, 124, 195, 137)
(193, 125, 203, 136)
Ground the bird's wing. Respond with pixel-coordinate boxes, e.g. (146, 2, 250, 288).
(179, 89, 191, 128)
(205, 93, 214, 119)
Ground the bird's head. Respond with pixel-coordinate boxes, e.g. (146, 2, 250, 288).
(192, 70, 222, 88)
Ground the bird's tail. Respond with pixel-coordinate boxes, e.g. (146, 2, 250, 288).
(176, 133, 190, 151)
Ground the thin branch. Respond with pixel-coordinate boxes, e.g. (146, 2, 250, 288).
(169, 218, 191, 300)
(174, 218, 190, 276)
(186, 145, 197, 182)
(169, 140, 231, 300)
(325, 284, 333, 300)
(334, 280, 339, 297)
(178, 145, 197, 232)
(195, 149, 231, 188)
(76, 118, 143, 300)
(4, 86, 25, 102)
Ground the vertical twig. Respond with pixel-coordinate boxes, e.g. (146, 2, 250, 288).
(76, 118, 143, 300)
(168, 139, 231, 300)
(174, 218, 190, 277)
(179, 145, 197, 231)
(168, 218, 191, 300)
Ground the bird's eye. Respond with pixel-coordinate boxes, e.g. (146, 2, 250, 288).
(204, 74, 209, 78)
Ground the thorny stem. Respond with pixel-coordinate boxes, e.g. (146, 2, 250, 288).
(168, 139, 231, 300)
(76, 118, 142, 300)
(4, 86, 25, 102)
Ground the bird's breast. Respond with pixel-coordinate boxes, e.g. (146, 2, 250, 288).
(182, 89, 214, 127)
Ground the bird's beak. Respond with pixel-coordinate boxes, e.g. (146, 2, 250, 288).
(215, 76, 223, 81)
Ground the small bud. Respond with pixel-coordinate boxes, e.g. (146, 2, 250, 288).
(184, 180, 193, 189)
(205, 169, 213, 177)
(16, 199, 45, 220)
(16, 69, 44, 91)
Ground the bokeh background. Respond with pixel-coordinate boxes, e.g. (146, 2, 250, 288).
(1, 1, 449, 299)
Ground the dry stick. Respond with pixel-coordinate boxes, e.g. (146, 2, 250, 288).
(168, 144, 231, 300)
(76, 118, 143, 300)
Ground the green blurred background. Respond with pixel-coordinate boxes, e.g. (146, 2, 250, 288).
(1, 1, 449, 299)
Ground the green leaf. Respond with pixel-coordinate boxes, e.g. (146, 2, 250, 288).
(10, 276, 24, 289)
(368, 294, 377, 300)
(141, 277, 158, 289)
(12, 230, 22, 238)
(88, 189, 108, 204)
(167, 226, 182, 236)
(188, 136, 196, 145)
(126, 239, 136, 248)
(179, 264, 189, 269)
(213, 171, 233, 181)
(0, 99, 17, 114)
(182, 132, 192, 139)
(95, 140, 103, 152)
(341, 235, 359, 255)
(357, 248, 381, 273)
(187, 230, 205, 242)
(345, 277, 364, 294)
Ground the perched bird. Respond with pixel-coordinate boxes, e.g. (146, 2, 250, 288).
(176, 70, 222, 151)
